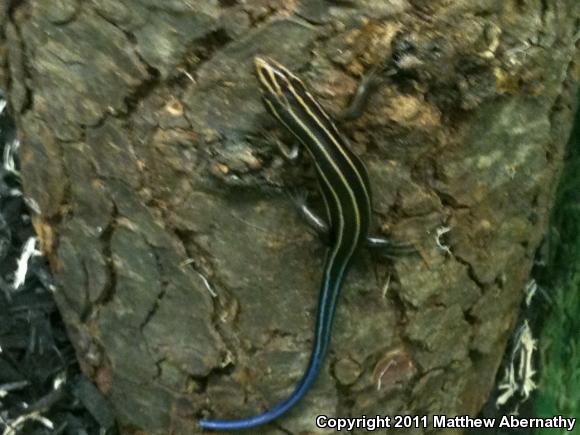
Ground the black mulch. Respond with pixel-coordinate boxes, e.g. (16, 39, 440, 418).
(0, 91, 115, 435)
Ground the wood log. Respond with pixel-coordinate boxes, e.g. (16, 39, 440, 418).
(1, 0, 578, 433)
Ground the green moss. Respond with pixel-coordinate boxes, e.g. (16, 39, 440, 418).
(534, 96, 580, 433)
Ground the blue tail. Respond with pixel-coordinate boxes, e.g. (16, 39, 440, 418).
(199, 356, 323, 430)
(199, 275, 343, 431)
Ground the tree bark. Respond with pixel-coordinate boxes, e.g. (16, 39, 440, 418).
(1, 0, 578, 434)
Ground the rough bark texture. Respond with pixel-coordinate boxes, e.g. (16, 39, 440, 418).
(1, 0, 578, 434)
